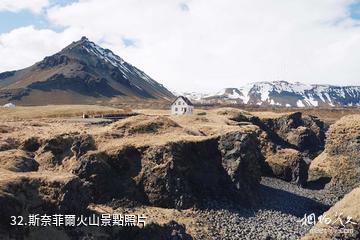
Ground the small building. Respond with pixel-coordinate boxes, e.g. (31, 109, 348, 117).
(171, 96, 194, 115)
(3, 103, 16, 108)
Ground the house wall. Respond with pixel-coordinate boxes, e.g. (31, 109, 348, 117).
(171, 98, 193, 115)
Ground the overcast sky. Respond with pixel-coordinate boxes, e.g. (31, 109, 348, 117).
(1, 0, 360, 92)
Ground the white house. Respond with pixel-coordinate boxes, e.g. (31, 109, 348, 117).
(171, 96, 194, 115)
(3, 103, 16, 108)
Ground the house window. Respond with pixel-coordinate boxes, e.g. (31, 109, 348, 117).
(175, 107, 178, 111)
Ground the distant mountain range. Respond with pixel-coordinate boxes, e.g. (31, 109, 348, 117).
(0, 37, 174, 105)
(180, 81, 360, 107)
(1, 38, 359, 108)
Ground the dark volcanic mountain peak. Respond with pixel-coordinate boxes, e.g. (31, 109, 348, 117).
(0, 37, 174, 105)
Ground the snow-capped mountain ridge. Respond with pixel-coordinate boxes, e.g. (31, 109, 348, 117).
(78, 37, 162, 89)
(182, 81, 360, 107)
(0, 36, 174, 105)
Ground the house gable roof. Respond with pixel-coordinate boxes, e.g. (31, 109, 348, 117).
(171, 96, 194, 106)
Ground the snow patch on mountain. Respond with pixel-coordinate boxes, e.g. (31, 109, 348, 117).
(81, 38, 161, 89)
(181, 81, 360, 107)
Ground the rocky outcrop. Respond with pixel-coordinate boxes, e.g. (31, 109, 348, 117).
(264, 148, 308, 185)
(309, 114, 360, 195)
(0, 171, 90, 229)
(255, 112, 327, 156)
(141, 138, 228, 209)
(219, 131, 263, 201)
(73, 146, 144, 204)
(222, 110, 319, 184)
(224, 110, 327, 155)
(143, 133, 261, 208)
(72, 130, 263, 209)
(0, 150, 39, 172)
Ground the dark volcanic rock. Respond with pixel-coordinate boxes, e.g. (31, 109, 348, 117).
(70, 134, 97, 158)
(233, 111, 327, 156)
(73, 133, 264, 209)
(259, 112, 327, 156)
(73, 146, 144, 204)
(226, 110, 324, 183)
(219, 131, 263, 203)
(37, 54, 69, 69)
(20, 137, 41, 152)
(264, 148, 309, 185)
(141, 138, 228, 209)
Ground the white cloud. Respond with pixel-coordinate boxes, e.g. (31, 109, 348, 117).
(2, 0, 360, 92)
(0, 26, 79, 71)
(0, 0, 49, 13)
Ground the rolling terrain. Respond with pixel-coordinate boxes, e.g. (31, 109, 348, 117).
(0, 106, 359, 239)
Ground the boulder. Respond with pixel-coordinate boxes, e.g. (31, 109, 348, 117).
(0, 149, 39, 172)
(218, 131, 263, 201)
(73, 146, 144, 204)
(264, 148, 308, 185)
(286, 126, 321, 154)
(309, 114, 360, 194)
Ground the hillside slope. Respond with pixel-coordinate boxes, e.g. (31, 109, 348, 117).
(0, 37, 174, 105)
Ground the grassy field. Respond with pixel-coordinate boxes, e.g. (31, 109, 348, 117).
(1, 104, 359, 124)
(0, 105, 128, 120)
(198, 105, 360, 124)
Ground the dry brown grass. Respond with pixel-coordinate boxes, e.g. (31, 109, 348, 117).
(109, 115, 181, 135)
(203, 104, 360, 124)
(309, 114, 360, 187)
(0, 105, 128, 120)
(89, 204, 206, 239)
(302, 187, 360, 240)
